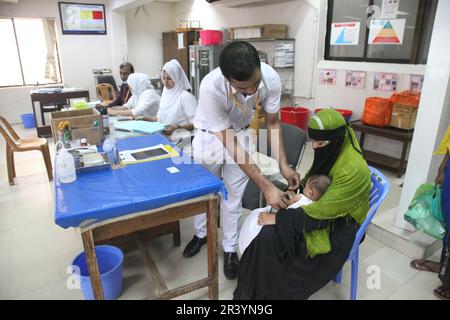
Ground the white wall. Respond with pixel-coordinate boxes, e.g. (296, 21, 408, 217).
(395, 0, 450, 230)
(0, 0, 116, 123)
(125, 2, 174, 77)
(311, 62, 426, 158)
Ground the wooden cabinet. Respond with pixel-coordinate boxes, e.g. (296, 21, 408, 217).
(162, 31, 199, 77)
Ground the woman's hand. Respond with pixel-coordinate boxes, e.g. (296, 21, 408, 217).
(164, 125, 178, 135)
(262, 184, 288, 210)
(280, 165, 300, 190)
(107, 108, 118, 116)
(258, 212, 276, 225)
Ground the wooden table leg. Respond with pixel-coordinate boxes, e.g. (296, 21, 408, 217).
(399, 140, 408, 178)
(206, 197, 218, 300)
(81, 230, 105, 300)
(359, 132, 366, 148)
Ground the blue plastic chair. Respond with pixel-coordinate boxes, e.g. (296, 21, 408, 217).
(334, 166, 390, 300)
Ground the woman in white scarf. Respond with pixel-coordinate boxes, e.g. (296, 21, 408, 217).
(108, 73, 160, 117)
(143, 59, 197, 137)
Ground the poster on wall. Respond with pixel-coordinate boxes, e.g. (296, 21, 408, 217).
(368, 19, 405, 44)
(59, 2, 106, 35)
(380, 0, 399, 19)
(345, 70, 366, 89)
(319, 69, 337, 85)
(410, 74, 424, 93)
(374, 72, 398, 91)
(330, 22, 360, 45)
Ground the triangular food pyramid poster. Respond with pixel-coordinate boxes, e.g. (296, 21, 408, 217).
(330, 22, 360, 46)
(369, 19, 405, 45)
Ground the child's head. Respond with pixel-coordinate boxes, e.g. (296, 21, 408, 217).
(304, 174, 332, 201)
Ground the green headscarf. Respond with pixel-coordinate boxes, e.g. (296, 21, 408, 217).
(302, 109, 371, 257)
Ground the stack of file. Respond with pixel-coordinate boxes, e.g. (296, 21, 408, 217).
(274, 42, 295, 68)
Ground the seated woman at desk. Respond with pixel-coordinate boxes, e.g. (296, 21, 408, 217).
(107, 73, 160, 118)
(140, 59, 196, 138)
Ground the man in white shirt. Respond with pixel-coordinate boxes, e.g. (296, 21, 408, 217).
(183, 41, 300, 280)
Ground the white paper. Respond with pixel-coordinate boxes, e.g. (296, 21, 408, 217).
(318, 69, 337, 85)
(330, 22, 360, 46)
(368, 19, 405, 45)
(410, 74, 424, 93)
(373, 72, 398, 91)
(177, 33, 184, 49)
(345, 70, 366, 89)
(380, 0, 399, 19)
(166, 167, 180, 174)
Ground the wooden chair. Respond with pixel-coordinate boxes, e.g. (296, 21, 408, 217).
(0, 116, 53, 185)
(96, 83, 117, 105)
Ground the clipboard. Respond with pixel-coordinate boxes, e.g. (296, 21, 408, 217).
(119, 144, 179, 165)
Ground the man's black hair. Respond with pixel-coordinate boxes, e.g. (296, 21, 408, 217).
(120, 62, 134, 73)
(219, 41, 261, 81)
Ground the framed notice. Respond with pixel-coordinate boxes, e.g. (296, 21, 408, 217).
(374, 72, 397, 91)
(319, 69, 337, 85)
(59, 2, 107, 35)
(345, 70, 366, 89)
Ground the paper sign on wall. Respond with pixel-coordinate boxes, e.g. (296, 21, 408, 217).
(410, 74, 424, 93)
(177, 33, 185, 49)
(380, 0, 399, 19)
(345, 70, 366, 89)
(319, 69, 337, 85)
(368, 19, 405, 45)
(330, 22, 360, 46)
(374, 72, 397, 91)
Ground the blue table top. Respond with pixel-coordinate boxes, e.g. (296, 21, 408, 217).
(54, 134, 225, 228)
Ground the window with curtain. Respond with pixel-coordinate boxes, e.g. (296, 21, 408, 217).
(0, 18, 62, 87)
(325, 0, 438, 63)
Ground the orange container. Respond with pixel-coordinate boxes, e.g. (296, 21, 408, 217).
(390, 91, 420, 107)
(361, 97, 393, 128)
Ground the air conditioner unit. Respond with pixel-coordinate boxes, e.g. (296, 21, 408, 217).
(0, 0, 19, 3)
(206, 0, 296, 8)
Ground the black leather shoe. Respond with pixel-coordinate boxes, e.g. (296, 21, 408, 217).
(183, 235, 207, 258)
(223, 252, 239, 280)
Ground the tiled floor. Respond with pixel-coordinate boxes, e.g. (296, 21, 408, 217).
(0, 125, 442, 300)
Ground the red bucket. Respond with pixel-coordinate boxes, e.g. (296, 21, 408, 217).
(280, 107, 309, 131)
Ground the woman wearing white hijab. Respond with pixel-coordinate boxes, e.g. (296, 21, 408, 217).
(108, 73, 160, 117)
(143, 59, 197, 137)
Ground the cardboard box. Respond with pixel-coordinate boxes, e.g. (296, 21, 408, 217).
(390, 104, 418, 130)
(50, 109, 104, 145)
(262, 24, 287, 38)
(230, 24, 287, 39)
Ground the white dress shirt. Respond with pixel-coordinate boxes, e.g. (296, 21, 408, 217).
(193, 62, 282, 132)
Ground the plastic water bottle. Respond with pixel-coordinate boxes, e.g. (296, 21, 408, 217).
(55, 141, 76, 183)
(103, 136, 117, 164)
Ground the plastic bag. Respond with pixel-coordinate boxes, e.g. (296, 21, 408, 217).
(431, 185, 445, 223)
(404, 183, 446, 240)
